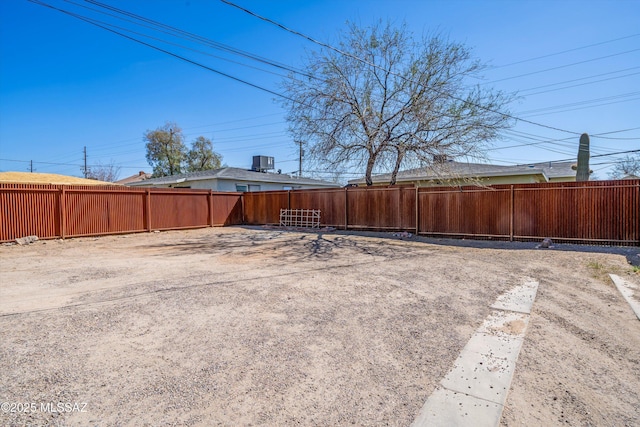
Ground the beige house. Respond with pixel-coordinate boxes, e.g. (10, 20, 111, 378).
(347, 161, 577, 187)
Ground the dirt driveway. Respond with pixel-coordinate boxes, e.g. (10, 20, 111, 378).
(1, 227, 638, 426)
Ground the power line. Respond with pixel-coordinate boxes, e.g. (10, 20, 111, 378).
(223, 141, 291, 153)
(488, 133, 575, 152)
(22, 1, 634, 177)
(185, 112, 283, 129)
(88, 117, 288, 153)
(88, 128, 290, 158)
(487, 150, 640, 167)
(195, 121, 287, 134)
(591, 157, 640, 167)
(78, 0, 319, 82)
(40, 0, 606, 142)
(488, 129, 629, 157)
(484, 48, 640, 84)
(29, 0, 302, 104)
(65, 2, 291, 80)
(592, 127, 640, 135)
(489, 33, 640, 69)
(40, 0, 582, 146)
(535, 149, 640, 164)
(516, 91, 640, 115)
(0, 157, 147, 169)
(520, 66, 640, 92)
(500, 140, 576, 156)
(591, 135, 640, 141)
(521, 96, 640, 118)
(591, 127, 640, 140)
(520, 70, 640, 96)
(220, 0, 582, 136)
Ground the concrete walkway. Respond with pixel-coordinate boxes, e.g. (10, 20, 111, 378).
(412, 280, 539, 427)
(609, 274, 640, 320)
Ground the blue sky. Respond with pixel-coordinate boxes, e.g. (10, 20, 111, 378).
(1, 0, 638, 181)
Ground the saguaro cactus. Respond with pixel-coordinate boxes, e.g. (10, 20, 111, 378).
(576, 133, 590, 181)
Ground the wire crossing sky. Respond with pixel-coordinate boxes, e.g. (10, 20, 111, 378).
(0, 0, 638, 180)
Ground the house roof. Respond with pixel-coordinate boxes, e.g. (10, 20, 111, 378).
(531, 161, 577, 179)
(347, 161, 576, 185)
(0, 171, 117, 186)
(114, 171, 152, 185)
(622, 174, 640, 180)
(127, 167, 340, 187)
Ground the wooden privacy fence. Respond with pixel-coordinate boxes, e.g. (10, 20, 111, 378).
(0, 184, 243, 242)
(418, 180, 639, 245)
(243, 180, 640, 246)
(1, 180, 638, 246)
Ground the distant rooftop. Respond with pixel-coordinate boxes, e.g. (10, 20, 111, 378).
(347, 161, 577, 185)
(114, 171, 151, 185)
(0, 171, 116, 186)
(127, 167, 339, 187)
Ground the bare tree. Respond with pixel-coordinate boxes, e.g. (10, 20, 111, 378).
(282, 21, 514, 185)
(87, 161, 121, 182)
(144, 122, 187, 177)
(608, 154, 640, 179)
(186, 136, 223, 172)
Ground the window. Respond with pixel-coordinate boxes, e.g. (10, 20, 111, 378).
(236, 184, 261, 192)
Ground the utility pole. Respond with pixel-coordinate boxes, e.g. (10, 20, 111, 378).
(30, 160, 33, 173)
(297, 140, 303, 177)
(83, 146, 88, 178)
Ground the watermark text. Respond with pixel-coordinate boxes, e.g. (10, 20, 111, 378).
(1, 401, 88, 414)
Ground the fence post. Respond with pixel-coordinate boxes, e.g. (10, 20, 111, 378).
(288, 190, 291, 211)
(344, 187, 348, 230)
(396, 187, 401, 230)
(208, 190, 214, 227)
(59, 186, 66, 239)
(415, 186, 419, 235)
(510, 185, 514, 242)
(240, 193, 245, 225)
(145, 189, 152, 232)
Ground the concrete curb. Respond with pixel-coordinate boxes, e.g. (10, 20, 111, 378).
(411, 281, 539, 427)
(609, 274, 640, 320)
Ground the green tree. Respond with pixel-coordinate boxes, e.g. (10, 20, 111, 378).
(282, 21, 514, 185)
(186, 136, 222, 172)
(144, 122, 187, 177)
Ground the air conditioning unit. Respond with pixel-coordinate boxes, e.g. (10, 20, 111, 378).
(252, 155, 275, 172)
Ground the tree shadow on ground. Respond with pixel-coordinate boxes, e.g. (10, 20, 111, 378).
(324, 228, 640, 267)
(139, 225, 639, 267)
(140, 226, 421, 263)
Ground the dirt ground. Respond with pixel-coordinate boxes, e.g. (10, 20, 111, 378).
(0, 226, 638, 426)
